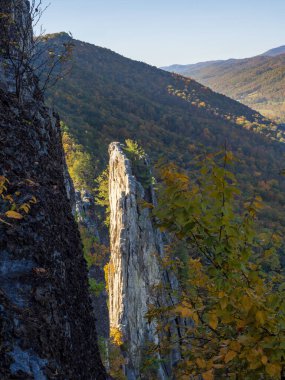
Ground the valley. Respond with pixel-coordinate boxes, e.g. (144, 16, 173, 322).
(162, 46, 285, 123)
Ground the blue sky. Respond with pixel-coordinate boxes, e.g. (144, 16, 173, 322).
(39, 0, 285, 67)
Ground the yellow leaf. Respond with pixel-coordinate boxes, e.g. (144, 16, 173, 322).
(236, 319, 247, 330)
(175, 305, 193, 318)
(5, 210, 23, 220)
(249, 263, 258, 270)
(209, 314, 218, 330)
(219, 347, 228, 355)
(265, 363, 282, 377)
(229, 341, 241, 352)
(5, 195, 13, 202)
(261, 355, 268, 365)
(256, 311, 266, 326)
(241, 295, 252, 313)
(224, 351, 237, 364)
(225, 151, 234, 161)
(202, 370, 214, 380)
(249, 359, 262, 370)
(213, 364, 224, 369)
(196, 358, 206, 369)
(192, 312, 199, 324)
(19, 204, 30, 213)
(220, 298, 228, 310)
(212, 355, 223, 362)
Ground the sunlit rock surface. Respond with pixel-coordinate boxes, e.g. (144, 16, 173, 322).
(108, 142, 180, 379)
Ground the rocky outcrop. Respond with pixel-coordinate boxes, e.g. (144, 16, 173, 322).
(75, 190, 100, 241)
(108, 142, 180, 379)
(0, 1, 107, 378)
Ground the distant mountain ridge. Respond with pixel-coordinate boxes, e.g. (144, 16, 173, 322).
(162, 46, 285, 123)
(261, 45, 285, 57)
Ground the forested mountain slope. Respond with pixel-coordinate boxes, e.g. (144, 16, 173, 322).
(42, 33, 285, 228)
(163, 52, 285, 123)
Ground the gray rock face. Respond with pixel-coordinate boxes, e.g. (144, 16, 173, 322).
(75, 190, 100, 240)
(0, 84, 107, 380)
(0, 0, 37, 100)
(0, 1, 107, 378)
(108, 142, 177, 379)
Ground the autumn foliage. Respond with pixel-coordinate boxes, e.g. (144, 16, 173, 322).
(0, 176, 36, 225)
(151, 152, 285, 379)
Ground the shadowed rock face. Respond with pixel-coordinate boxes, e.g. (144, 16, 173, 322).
(0, 1, 107, 379)
(0, 0, 36, 98)
(0, 91, 107, 379)
(108, 142, 180, 380)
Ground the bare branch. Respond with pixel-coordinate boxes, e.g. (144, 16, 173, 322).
(1, 0, 73, 101)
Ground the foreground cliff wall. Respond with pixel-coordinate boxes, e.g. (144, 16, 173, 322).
(108, 142, 179, 379)
(0, 91, 107, 379)
(0, 1, 107, 378)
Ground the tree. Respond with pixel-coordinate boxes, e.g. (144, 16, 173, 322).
(62, 127, 97, 192)
(123, 139, 153, 189)
(94, 167, 110, 227)
(33, 31, 74, 94)
(150, 152, 285, 380)
(0, 0, 73, 100)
